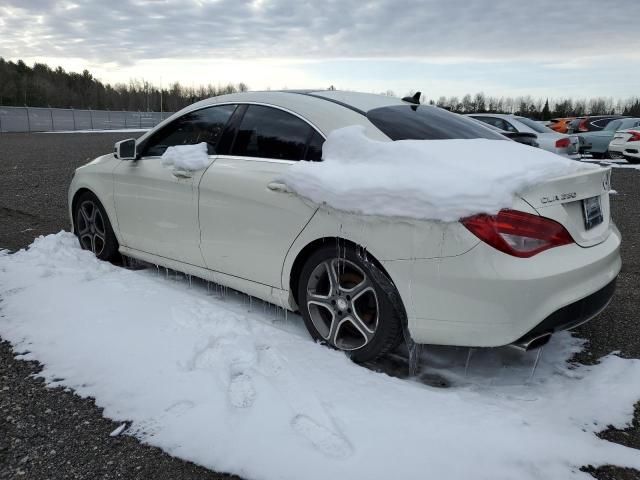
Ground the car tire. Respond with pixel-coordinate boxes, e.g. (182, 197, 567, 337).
(74, 191, 119, 261)
(297, 244, 404, 363)
(625, 156, 640, 165)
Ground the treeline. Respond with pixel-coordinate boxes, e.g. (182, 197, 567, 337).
(427, 92, 640, 119)
(0, 58, 248, 111)
(2, 58, 639, 118)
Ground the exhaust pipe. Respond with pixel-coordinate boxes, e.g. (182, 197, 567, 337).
(509, 332, 552, 352)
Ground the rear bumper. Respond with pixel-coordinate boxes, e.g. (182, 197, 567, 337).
(385, 226, 621, 347)
(514, 278, 616, 346)
(610, 143, 640, 159)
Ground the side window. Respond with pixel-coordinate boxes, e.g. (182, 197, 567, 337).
(593, 118, 614, 129)
(305, 131, 324, 161)
(473, 116, 494, 126)
(141, 104, 237, 157)
(475, 116, 514, 132)
(231, 105, 312, 161)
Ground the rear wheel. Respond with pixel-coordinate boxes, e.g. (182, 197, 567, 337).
(74, 192, 119, 261)
(297, 245, 404, 363)
(625, 155, 640, 165)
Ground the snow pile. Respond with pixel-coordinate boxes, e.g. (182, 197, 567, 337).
(2, 233, 640, 480)
(161, 142, 210, 171)
(278, 126, 600, 221)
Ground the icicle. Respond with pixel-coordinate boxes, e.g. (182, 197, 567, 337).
(464, 348, 474, 377)
(407, 340, 422, 377)
(527, 347, 544, 384)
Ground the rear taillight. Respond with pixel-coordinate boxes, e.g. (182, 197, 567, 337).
(627, 130, 640, 142)
(578, 119, 589, 132)
(461, 210, 574, 258)
(555, 137, 571, 149)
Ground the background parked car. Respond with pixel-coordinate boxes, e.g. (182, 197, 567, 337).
(467, 113, 578, 157)
(608, 128, 640, 164)
(578, 118, 640, 158)
(470, 118, 540, 147)
(567, 115, 625, 134)
(549, 117, 575, 134)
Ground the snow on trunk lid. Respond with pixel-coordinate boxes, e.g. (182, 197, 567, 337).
(519, 167, 612, 247)
(277, 125, 601, 223)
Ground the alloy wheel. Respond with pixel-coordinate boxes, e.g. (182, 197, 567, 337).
(305, 258, 379, 351)
(76, 200, 107, 256)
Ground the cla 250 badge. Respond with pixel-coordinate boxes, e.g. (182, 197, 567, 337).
(541, 192, 577, 204)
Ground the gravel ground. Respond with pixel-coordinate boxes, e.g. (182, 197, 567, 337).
(0, 132, 639, 479)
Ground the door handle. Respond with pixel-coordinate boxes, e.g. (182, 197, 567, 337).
(172, 170, 193, 179)
(267, 182, 291, 193)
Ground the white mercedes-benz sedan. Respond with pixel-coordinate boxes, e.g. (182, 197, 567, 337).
(68, 90, 621, 362)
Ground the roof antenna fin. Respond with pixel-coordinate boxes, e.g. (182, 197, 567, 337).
(402, 91, 422, 105)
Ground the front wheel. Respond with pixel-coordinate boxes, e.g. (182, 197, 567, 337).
(297, 245, 404, 363)
(74, 192, 119, 261)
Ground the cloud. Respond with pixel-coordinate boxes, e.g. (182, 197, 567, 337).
(1, 0, 639, 65)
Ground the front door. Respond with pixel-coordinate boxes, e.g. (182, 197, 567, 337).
(113, 104, 237, 265)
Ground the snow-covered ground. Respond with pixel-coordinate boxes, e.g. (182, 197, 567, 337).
(1, 233, 640, 480)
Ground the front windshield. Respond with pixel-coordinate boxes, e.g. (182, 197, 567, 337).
(366, 105, 506, 141)
(515, 117, 550, 134)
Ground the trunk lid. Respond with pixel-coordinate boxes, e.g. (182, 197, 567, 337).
(518, 167, 612, 247)
(610, 131, 632, 146)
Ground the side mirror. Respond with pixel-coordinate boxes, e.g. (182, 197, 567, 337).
(115, 139, 137, 160)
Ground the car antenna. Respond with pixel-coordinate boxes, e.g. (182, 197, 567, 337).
(402, 91, 422, 105)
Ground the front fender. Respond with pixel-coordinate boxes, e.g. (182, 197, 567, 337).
(68, 154, 122, 244)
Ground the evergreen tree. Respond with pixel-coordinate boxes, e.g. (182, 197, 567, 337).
(541, 99, 551, 120)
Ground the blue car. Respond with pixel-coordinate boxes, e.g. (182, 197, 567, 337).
(578, 118, 640, 158)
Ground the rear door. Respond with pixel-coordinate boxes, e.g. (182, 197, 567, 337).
(113, 104, 237, 265)
(198, 104, 322, 288)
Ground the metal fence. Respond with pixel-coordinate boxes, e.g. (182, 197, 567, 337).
(0, 106, 175, 133)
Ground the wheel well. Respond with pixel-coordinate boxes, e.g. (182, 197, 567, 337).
(70, 188, 93, 232)
(289, 237, 393, 308)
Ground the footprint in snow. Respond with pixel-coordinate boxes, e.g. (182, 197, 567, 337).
(291, 414, 353, 459)
(256, 345, 284, 377)
(165, 400, 195, 415)
(229, 373, 256, 408)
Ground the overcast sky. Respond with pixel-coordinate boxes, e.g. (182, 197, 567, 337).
(2, 0, 639, 99)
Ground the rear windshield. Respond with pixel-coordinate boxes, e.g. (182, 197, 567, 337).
(515, 116, 549, 134)
(366, 105, 506, 141)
